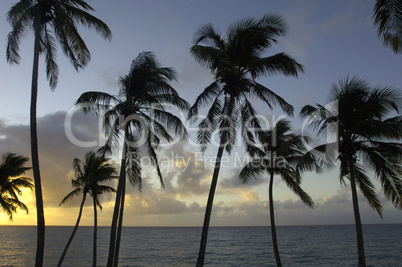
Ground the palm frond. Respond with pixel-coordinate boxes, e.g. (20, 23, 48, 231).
(193, 23, 225, 49)
(188, 81, 223, 121)
(62, 3, 112, 41)
(373, 0, 402, 53)
(240, 96, 262, 149)
(59, 188, 82, 206)
(149, 108, 189, 140)
(126, 143, 142, 191)
(6, 0, 33, 65)
(43, 28, 59, 90)
(52, 5, 85, 69)
(249, 53, 304, 79)
(353, 163, 383, 216)
(249, 81, 294, 116)
(279, 168, 314, 208)
(153, 94, 190, 112)
(76, 91, 116, 115)
(239, 158, 264, 184)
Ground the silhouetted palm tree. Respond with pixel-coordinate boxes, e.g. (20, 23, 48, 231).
(239, 119, 316, 266)
(76, 51, 189, 267)
(300, 76, 402, 267)
(58, 151, 117, 267)
(6, 1, 111, 265)
(0, 153, 33, 220)
(188, 14, 304, 266)
(373, 0, 402, 53)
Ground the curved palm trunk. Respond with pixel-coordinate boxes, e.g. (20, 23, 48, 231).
(57, 193, 87, 267)
(32, 15, 45, 267)
(106, 167, 123, 266)
(196, 133, 227, 267)
(107, 129, 128, 267)
(113, 171, 126, 267)
(269, 159, 282, 267)
(348, 157, 366, 267)
(92, 192, 98, 267)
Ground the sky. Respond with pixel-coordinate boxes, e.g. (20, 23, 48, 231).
(1, 0, 402, 227)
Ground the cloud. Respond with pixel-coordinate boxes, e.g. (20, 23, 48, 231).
(0, 111, 108, 210)
(155, 142, 213, 198)
(219, 167, 265, 190)
(279, 2, 318, 58)
(2, 112, 402, 227)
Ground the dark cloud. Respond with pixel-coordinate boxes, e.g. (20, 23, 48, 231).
(0, 111, 108, 208)
(219, 167, 265, 190)
(2, 112, 401, 227)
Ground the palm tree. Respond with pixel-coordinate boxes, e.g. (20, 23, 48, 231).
(57, 151, 117, 267)
(75, 51, 189, 267)
(300, 76, 402, 267)
(6, 1, 111, 265)
(188, 14, 304, 266)
(0, 153, 34, 220)
(239, 119, 316, 266)
(373, 0, 402, 53)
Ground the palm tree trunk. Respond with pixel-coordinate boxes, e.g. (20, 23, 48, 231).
(269, 153, 282, 267)
(106, 171, 122, 266)
(32, 15, 45, 267)
(196, 132, 227, 267)
(348, 157, 366, 267)
(57, 193, 87, 267)
(92, 192, 97, 267)
(113, 170, 126, 267)
(107, 129, 128, 267)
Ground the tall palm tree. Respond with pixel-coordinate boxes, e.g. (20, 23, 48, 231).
(188, 14, 304, 266)
(57, 151, 117, 267)
(373, 0, 402, 53)
(75, 51, 189, 267)
(239, 119, 316, 266)
(300, 76, 402, 267)
(6, 1, 111, 265)
(0, 153, 34, 220)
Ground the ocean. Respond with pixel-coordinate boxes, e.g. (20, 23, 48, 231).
(0, 224, 401, 266)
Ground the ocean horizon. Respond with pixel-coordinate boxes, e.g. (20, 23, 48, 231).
(1, 224, 401, 266)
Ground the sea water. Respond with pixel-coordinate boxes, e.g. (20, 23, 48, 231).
(0, 224, 401, 266)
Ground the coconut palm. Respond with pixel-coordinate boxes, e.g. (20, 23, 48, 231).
(300, 76, 402, 267)
(0, 153, 33, 220)
(373, 0, 402, 53)
(188, 14, 304, 266)
(239, 119, 316, 266)
(6, 1, 111, 265)
(76, 51, 189, 267)
(57, 151, 117, 267)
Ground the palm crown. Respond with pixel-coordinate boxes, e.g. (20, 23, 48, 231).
(189, 14, 304, 153)
(60, 151, 117, 208)
(240, 119, 314, 206)
(77, 52, 189, 188)
(301, 76, 402, 215)
(373, 0, 402, 53)
(0, 153, 33, 220)
(6, 0, 112, 88)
